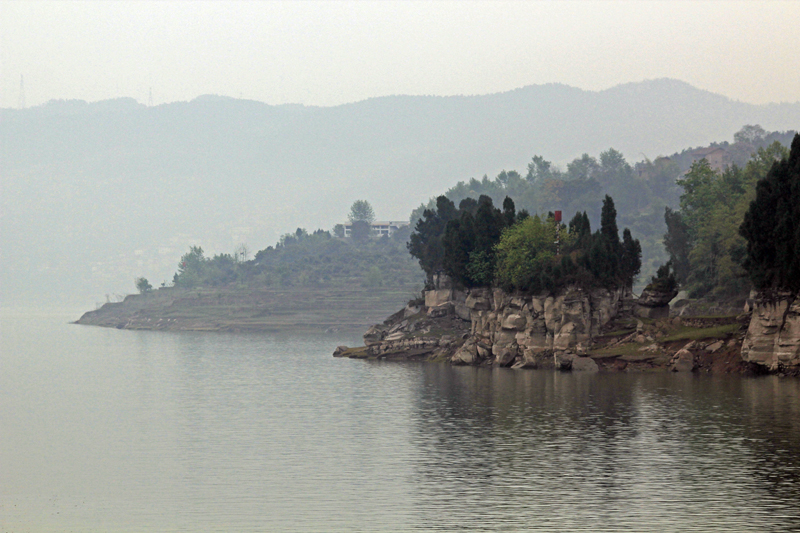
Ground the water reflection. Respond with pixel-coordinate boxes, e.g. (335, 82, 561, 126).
(406, 367, 800, 531)
(2, 312, 799, 532)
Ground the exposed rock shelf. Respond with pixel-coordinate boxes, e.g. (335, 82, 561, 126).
(336, 283, 798, 376)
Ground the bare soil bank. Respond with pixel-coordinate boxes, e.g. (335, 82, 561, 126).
(75, 285, 419, 333)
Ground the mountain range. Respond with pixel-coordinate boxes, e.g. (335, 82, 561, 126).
(2, 78, 798, 306)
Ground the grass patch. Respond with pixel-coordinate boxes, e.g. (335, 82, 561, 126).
(661, 323, 739, 342)
(590, 342, 646, 358)
(598, 328, 636, 338)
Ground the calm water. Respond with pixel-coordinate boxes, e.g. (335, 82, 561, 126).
(2, 310, 800, 532)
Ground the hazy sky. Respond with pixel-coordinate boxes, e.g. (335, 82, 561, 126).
(2, 0, 799, 109)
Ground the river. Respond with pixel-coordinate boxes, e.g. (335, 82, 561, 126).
(2, 310, 799, 532)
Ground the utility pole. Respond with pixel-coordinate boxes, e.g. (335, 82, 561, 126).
(18, 75, 25, 109)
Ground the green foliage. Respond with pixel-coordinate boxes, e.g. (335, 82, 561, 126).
(740, 134, 800, 293)
(348, 200, 376, 224)
(409, 147, 676, 288)
(407, 196, 458, 283)
(170, 227, 422, 291)
(666, 141, 790, 298)
(407, 178, 642, 293)
(663, 207, 691, 285)
(495, 215, 558, 292)
(621, 228, 643, 286)
(466, 250, 496, 287)
(646, 261, 678, 293)
(135, 277, 152, 294)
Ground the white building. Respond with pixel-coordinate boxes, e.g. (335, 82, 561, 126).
(343, 220, 410, 237)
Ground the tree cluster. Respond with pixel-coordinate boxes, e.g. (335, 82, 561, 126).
(408, 194, 641, 294)
(170, 224, 421, 291)
(663, 141, 790, 298)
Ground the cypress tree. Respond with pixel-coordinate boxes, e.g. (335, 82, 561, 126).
(621, 228, 642, 287)
(599, 195, 622, 283)
(502, 196, 517, 227)
(443, 212, 477, 287)
(740, 133, 800, 293)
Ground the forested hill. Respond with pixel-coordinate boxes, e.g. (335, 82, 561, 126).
(2, 79, 799, 306)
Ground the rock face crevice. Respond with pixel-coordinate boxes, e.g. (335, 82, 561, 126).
(360, 283, 628, 371)
(741, 291, 800, 371)
(452, 286, 625, 370)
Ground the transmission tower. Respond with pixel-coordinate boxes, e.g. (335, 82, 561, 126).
(18, 75, 25, 109)
(148, 87, 153, 107)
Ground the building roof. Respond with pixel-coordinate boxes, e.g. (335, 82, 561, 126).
(691, 146, 727, 156)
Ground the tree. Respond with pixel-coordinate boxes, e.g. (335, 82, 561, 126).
(495, 215, 557, 293)
(647, 261, 678, 293)
(734, 124, 766, 145)
(135, 277, 152, 294)
(667, 141, 790, 298)
(739, 134, 800, 293)
(443, 212, 476, 287)
(407, 196, 458, 283)
(567, 153, 600, 181)
(663, 207, 691, 285)
(333, 224, 345, 238)
(502, 196, 516, 227)
(350, 220, 372, 242)
(526, 155, 557, 183)
(348, 200, 376, 224)
(620, 228, 642, 287)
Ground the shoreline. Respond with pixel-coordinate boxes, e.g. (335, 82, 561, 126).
(334, 286, 800, 377)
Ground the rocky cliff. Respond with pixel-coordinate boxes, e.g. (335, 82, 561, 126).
(741, 291, 800, 372)
(450, 286, 627, 370)
(336, 282, 782, 375)
(341, 284, 630, 371)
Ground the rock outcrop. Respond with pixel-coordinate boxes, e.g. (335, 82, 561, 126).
(459, 286, 625, 368)
(635, 285, 678, 319)
(741, 292, 800, 372)
(338, 281, 794, 375)
(352, 284, 627, 370)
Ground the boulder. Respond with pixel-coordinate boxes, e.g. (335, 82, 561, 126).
(427, 302, 452, 318)
(465, 291, 491, 311)
(670, 346, 695, 372)
(638, 286, 679, 307)
(452, 340, 479, 365)
(425, 289, 452, 308)
(493, 344, 517, 366)
(501, 313, 526, 330)
(635, 285, 678, 319)
(363, 325, 386, 346)
(403, 305, 421, 318)
(705, 341, 724, 353)
(554, 352, 574, 371)
(333, 345, 349, 357)
(453, 303, 471, 321)
(571, 356, 599, 372)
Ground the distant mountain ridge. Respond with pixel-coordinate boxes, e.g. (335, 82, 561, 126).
(2, 78, 798, 306)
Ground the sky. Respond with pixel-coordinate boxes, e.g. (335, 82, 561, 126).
(2, 0, 799, 109)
